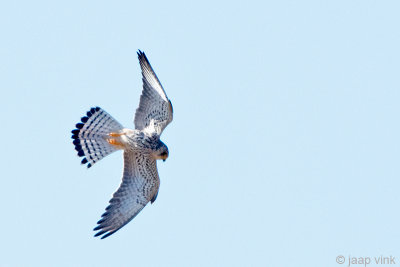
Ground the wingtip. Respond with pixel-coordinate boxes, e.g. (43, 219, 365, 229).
(94, 230, 106, 237)
(101, 231, 116, 239)
(93, 228, 117, 239)
(137, 50, 150, 64)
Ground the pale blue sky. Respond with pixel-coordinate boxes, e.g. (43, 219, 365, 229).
(0, 0, 399, 266)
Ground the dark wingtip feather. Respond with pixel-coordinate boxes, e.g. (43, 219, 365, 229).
(94, 230, 106, 237)
(87, 163, 92, 168)
(77, 150, 84, 157)
(101, 211, 110, 217)
(137, 50, 147, 59)
(81, 158, 88, 164)
(101, 231, 116, 239)
(93, 225, 102, 231)
(73, 139, 80, 146)
(71, 129, 80, 135)
(81, 116, 88, 123)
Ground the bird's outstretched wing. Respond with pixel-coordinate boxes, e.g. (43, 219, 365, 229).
(94, 151, 160, 239)
(134, 50, 173, 136)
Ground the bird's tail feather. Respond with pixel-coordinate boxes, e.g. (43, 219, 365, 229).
(71, 107, 124, 168)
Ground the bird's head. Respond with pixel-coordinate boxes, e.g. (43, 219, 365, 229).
(155, 142, 169, 162)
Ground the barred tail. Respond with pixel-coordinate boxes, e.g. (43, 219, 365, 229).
(71, 107, 124, 168)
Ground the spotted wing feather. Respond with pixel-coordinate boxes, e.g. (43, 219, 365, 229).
(134, 50, 173, 135)
(94, 151, 160, 239)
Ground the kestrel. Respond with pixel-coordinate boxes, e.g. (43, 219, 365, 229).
(71, 50, 173, 239)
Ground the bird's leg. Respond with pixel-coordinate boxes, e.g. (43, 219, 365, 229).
(107, 139, 124, 147)
(108, 132, 125, 137)
(106, 132, 125, 147)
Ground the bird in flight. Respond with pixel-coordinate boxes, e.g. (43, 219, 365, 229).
(71, 50, 173, 239)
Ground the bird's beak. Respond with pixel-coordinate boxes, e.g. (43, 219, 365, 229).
(163, 159, 166, 162)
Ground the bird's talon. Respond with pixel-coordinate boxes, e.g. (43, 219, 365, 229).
(109, 132, 124, 137)
(107, 139, 124, 147)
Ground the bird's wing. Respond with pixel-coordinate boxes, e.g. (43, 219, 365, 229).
(94, 151, 160, 239)
(134, 50, 173, 136)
